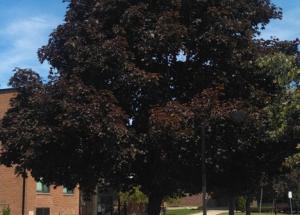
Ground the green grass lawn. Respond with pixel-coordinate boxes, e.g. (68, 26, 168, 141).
(166, 211, 300, 215)
(165, 209, 300, 215)
(166, 208, 201, 215)
(218, 213, 300, 215)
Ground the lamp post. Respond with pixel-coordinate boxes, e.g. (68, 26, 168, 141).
(288, 191, 293, 215)
(21, 170, 26, 215)
(21, 175, 26, 215)
(201, 110, 247, 215)
(201, 125, 207, 215)
(228, 110, 247, 215)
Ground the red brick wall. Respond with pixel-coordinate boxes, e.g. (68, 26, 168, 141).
(0, 90, 23, 215)
(167, 194, 203, 207)
(0, 90, 17, 118)
(0, 90, 80, 215)
(167, 194, 219, 207)
(178, 194, 202, 207)
(0, 168, 80, 215)
(25, 177, 80, 215)
(0, 166, 23, 215)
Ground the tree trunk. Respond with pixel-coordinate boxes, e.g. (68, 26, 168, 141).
(246, 196, 251, 215)
(118, 196, 121, 215)
(124, 202, 127, 215)
(228, 196, 235, 215)
(148, 193, 163, 215)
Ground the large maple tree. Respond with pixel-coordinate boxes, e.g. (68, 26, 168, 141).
(1, 1, 298, 215)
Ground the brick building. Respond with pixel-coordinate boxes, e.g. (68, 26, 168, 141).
(0, 89, 80, 215)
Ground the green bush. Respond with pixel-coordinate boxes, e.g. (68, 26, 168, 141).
(236, 196, 246, 212)
(165, 196, 181, 206)
(2, 207, 10, 215)
(119, 186, 148, 205)
(119, 187, 148, 215)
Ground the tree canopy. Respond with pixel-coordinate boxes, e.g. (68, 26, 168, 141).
(0, 1, 299, 215)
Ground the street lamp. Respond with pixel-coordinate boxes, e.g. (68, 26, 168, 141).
(201, 124, 211, 215)
(201, 110, 247, 215)
(201, 124, 207, 215)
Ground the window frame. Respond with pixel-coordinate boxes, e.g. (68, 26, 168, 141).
(36, 208, 50, 215)
(36, 181, 50, 193)
(63, 187, 74, 195)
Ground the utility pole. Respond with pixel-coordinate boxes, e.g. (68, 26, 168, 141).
(201, 125, 207, 215)
(21, 175, 26, 215)
(289, 198, 293, 215)
(259, 187, 263, 214)
(288, 191, 293, 215)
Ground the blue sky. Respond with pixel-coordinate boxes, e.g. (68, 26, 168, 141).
(0, 0, 299, 88)
(0, 1, 67, 88)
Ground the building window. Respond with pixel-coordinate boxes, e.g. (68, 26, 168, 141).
(36, 182, 50, 193)
(36, 208, 50, 215)
(63, 187, 74, 194)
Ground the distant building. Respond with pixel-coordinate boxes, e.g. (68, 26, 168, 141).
(0, 89, 80, 215)
(80, 187, 117, 215)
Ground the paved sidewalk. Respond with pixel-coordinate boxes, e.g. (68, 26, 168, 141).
(167, 207, 199, 210)
(193, 210, 227, 215)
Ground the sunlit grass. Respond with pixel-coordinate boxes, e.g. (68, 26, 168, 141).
(166, 208, 201, 215)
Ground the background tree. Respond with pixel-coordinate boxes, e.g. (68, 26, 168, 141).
(197, 51, 300, 215)
(251, 52, 300, 215)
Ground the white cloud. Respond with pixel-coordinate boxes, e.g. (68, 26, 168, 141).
(260, 5, 300, 40)
(0, 16, 60, 87)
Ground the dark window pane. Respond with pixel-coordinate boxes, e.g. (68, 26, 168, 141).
(36, 208, 50, 215)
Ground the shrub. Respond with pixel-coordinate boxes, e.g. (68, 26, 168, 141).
(119, 186, 148, 215)
(236, 196, 246, 212)
(2, 207, 10, 215)
(165, 196, 181, 206)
